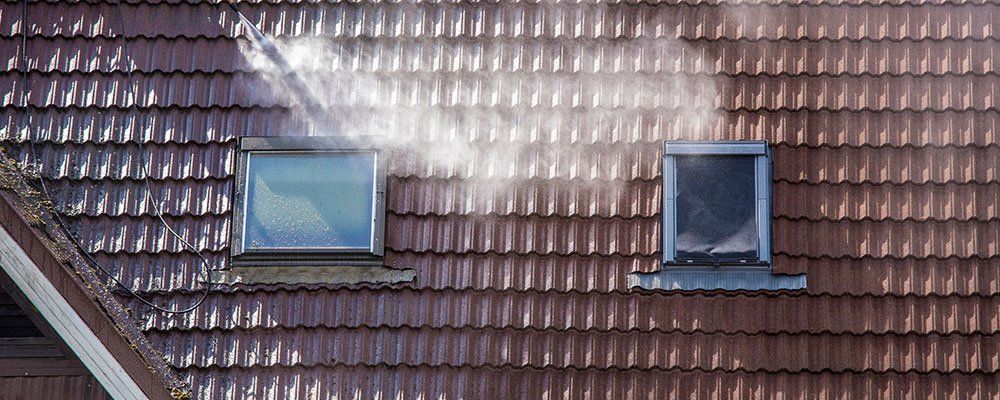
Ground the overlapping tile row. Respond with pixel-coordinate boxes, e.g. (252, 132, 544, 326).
(9, 71, 1000, 110)
(1, 106, 286, 144)
(8, 141, 1000, 183)
(8, 107, 1000, 148)
(86, 251, 1000, 296)
(146, 326, 1000, 373)
(90, 251, 227, 293)
(60, 212, 1000, 258)
(130, 288, 1000, 335)
(7, 106, 1000, 147)
(176, 365, 998, 400)
(6, 2, 1000, 41)
(774, 181, 1000, 222)
(28, 175, 1000, 222)
(12, 36, 1000, 77)
(43, 177, 231, 217)
(778, 256, 1000, 296)
(389, 177, 1000, 221)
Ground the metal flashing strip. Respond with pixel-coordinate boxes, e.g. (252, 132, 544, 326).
(663, 141, 769, 156)
(628, 269, 807, 291)
(0, 224, 148, 400)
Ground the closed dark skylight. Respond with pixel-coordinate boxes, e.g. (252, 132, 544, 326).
(674, 155, 758, 261)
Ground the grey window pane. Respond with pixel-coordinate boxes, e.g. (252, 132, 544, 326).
(674, 155, 758, 260)
(244, 151, 375, 250)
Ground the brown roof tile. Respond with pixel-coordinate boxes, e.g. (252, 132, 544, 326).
(87, 251, 1000, 297)
(778, 256, 1000, 296)
(775, 218, 1000, 258)
(11, 36, 1000, 77)
(4, 0, 999, 397)
(12, 141, 1000, 184)
(38, 176, 1000, 222)
(175, 364, 999, 400)
(775, 181, 1000, 222)
(6, 2, 1000, 41)
(7, 107, 1000, 148)
(147, 325, 999, 373)
(9, 71, 1000, 111)
(132, 288, 1000, 336)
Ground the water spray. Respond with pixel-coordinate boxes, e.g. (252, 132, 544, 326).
(225, 1, 337, 133)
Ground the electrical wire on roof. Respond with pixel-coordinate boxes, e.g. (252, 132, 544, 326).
(18, 0, 212, 314)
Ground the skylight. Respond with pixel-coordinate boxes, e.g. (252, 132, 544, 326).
(230, 137, 386, 266)
(662, 141, 772, 267)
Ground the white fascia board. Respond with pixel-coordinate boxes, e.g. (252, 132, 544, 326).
(0, 224, 149, 400)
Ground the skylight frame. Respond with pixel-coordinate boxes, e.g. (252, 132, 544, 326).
(661, 140, 772, 267)
(230, 136, 387, 266)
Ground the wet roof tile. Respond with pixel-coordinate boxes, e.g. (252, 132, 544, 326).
(3, 0, 998, 398)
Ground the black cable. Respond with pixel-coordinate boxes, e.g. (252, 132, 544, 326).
(18, 0, 212, 314)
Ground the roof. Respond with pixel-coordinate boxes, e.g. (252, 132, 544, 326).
(0, 153, 183, 398)
(2, 0, 999, 399)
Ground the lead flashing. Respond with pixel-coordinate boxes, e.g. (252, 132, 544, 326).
(664, 141, 770, 156)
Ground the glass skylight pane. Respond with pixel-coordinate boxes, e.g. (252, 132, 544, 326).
(674, 155, 758, 260)
(243, 151, 376, 250)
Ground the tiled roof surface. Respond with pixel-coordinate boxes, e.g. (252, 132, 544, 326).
(1, 0, 998, 399)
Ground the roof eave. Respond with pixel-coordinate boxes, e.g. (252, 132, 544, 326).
(0, 153, 184, 400)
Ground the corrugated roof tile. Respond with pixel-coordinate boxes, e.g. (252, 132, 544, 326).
(6, 141, 234, 180)
(8, 107, 1000, 148)
(6, 2, 1000, 41)
(46, 177, 230, 217)
(775, 218, 1000, 259)
(93, 251, 1000, 296)
(68, 214, 229, 254)
(774, 145, 1000, 185)
(774, 181, 1000, 222)
(176, 364, 1000, 400)
(36, 176, 1000, 222)
(777, 256, 1000, 297)
(11, 36, 1000, 77)
(132, 288, 1000, 335)
(7, 71, 1000, 111)
(10, 141, 997, 184)
(147, 326, 999, 373)
(4, 0, 1000, 397)
(1, 106, 299, 144)
(31, 0, 1000, 5)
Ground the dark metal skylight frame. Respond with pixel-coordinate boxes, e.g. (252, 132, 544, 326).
(230, 136, 387, 267)
(661, 140, 772, 267)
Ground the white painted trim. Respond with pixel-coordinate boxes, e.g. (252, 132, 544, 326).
(0, 224, 149, 400)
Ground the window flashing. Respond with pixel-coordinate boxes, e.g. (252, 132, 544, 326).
(644, 140, 805, 291)
(664, 141, 769, 156)
(230, 136, 387, 267)
(662, 141, 771, 266)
